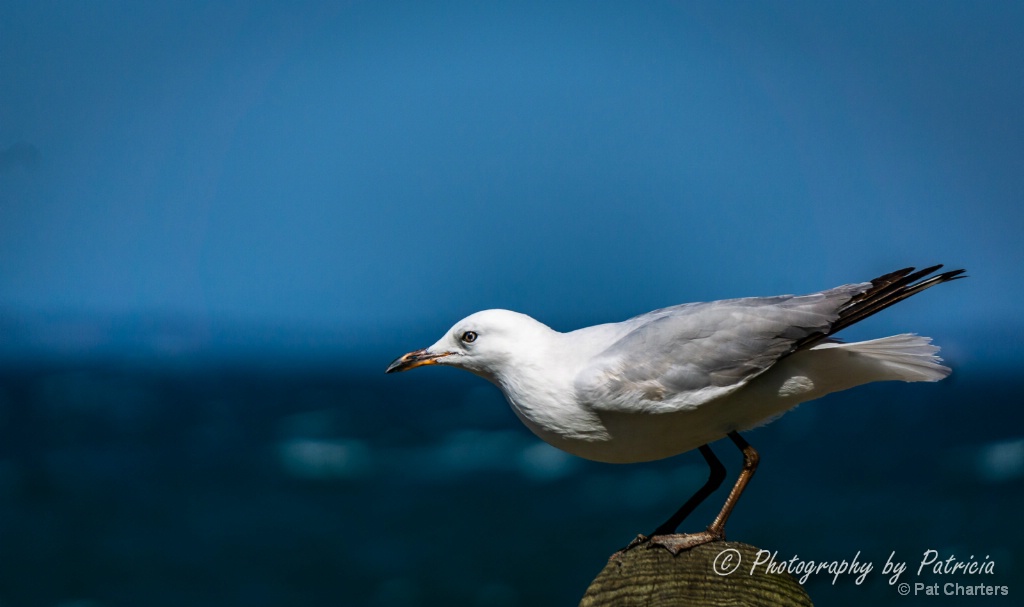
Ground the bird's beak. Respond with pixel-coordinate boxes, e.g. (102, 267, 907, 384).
(385, 348, 451, 374)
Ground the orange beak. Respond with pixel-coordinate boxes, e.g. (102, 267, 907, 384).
(385, 348, 452, 374)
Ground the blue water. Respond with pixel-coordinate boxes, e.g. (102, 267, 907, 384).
(0, 361, 1019, 606)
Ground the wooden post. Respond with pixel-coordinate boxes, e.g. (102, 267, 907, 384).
(580, 540, 813, 606)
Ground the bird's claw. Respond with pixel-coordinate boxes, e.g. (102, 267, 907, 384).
(620, 534, 650, 552)
(610, 534, 653, 558)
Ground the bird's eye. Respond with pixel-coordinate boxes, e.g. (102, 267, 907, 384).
(461, 331, 478, 343)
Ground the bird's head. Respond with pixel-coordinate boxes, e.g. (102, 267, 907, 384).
(385, 309, 552, 380)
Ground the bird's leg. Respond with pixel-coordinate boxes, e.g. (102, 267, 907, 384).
(705, 431, 759, 537)
(652, 445, 726, 535)
(648, 431, 760, 555)
(619, 444, 726, 553)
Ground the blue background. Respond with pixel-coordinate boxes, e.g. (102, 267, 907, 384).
(1, 2, 1021, 605)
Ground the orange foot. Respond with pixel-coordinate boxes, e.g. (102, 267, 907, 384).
(616, 529, 724, 557)
(648, 529, 724, 555)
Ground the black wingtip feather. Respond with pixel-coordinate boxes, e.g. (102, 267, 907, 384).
(797, 265, 965, 350)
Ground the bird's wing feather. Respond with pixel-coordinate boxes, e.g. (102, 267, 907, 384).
(574, 283, 870, 414)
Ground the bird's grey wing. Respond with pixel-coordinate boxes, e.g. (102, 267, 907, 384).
(574, 283, 870, 414)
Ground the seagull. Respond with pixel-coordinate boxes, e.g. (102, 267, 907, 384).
(386, 265, 965, 553)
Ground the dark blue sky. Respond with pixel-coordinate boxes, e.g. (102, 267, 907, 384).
(1, 1, 1021, 367)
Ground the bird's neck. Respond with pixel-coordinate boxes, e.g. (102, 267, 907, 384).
(491, 335, 608, 443)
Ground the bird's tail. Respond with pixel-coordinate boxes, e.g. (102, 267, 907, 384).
(796, 264, 966, 351)
(810, 334, 951, 382)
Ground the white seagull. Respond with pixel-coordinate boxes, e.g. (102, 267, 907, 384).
(387, 265, 965, 552)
